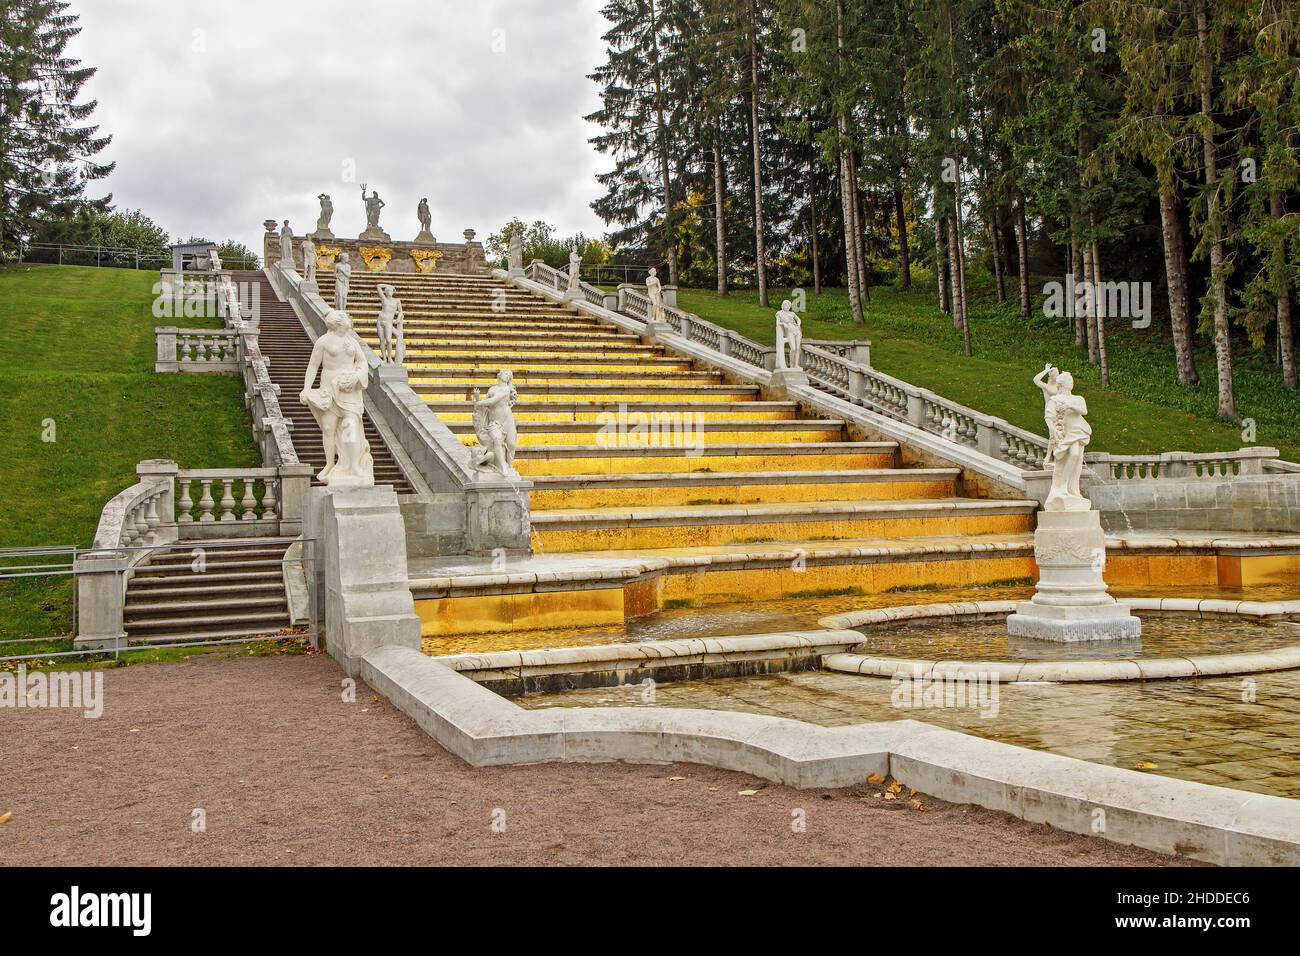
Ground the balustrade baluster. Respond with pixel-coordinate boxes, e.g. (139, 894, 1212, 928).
(177, 479, 194, 523)
(219, 479, 236, 521)
(180, 335, 193, 363)
(240, 478, 258, 520)
(198, 479, 215, 521)
(262, 480, 279, 520)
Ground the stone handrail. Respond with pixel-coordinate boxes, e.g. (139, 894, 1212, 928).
(1086, 448, 1280, 480)
(155, 327, 239, 372)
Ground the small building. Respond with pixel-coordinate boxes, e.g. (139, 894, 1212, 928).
(169, 240, 218, 272)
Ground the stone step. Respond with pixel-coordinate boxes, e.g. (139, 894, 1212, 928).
(125, 594, 288, 614)
(418, 385, 759, 403)
(427, 401, 798, 423)
(409, 369, 722, 385)
(529, 498, 1038, 552)
(127, 580, 286, 599)
(450, 419, 847, 447)
(527, 468, 962, 509)
(118, 625, 307, 646)
(353, 324, 634, 342)
(404, 357, 693, 372)
(512, 441, 899, 476)
(124, 610, 292, 633)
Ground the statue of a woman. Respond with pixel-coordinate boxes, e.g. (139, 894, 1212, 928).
(299, 310, 374, 487)
(507, 232, 523, 272)
(775, 300, 802, 370)
(280, 221, 295, 273)
(376, 283, 405, 365)
(470, 370, 519, 479)
(333, 252, 352, 311)
(302, 238, 316, 282)
(1032, 363, 1060, 464)
(567, 250, 581, 290)
(1042, 369, 1091, 511)
(316, 193, 334, 233)
(645, 267, 665, 324)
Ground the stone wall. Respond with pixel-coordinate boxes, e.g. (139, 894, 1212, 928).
(1088, 474, 1300, 534)
(264, 225, 486, 276)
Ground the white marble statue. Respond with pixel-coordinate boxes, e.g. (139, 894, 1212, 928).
(507, 232, 523, 272)
(361, 184, 385, 230)
(1041, 368, 1091, 511)
(567, 250, 581, 290)
(280, 221, 295, 273)
(302, 238, 316, 282)
(774, 300, 803, 370)
(299, 310, 374, 488)
(470, 370, 520, 479)
(416, 198, 432, 239)
(645, 267, 665, 324)
(333, 252, 352, 311)
(376, 283, 406, 365)
(208, 248, 222, 272)
(1033, 363, 1060, 464)
(224, 281, 243, 322)
(315, 193, 334, 234)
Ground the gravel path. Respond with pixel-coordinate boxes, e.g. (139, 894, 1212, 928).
(0, 651, 1193, 866)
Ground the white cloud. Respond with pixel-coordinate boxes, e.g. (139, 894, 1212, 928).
(66, 0, 610, 253)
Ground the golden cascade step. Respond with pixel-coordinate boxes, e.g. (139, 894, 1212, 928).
(452, 419, 846, 448)
(512, 442, 899, 476)
(527, 467, 962, 509)
(529, 498, 1037, 552)
(427, 401, 797, 423)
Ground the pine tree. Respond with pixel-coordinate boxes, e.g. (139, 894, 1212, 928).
(0, 0, 113, 255)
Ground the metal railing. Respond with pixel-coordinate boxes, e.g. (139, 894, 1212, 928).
(14, 240, 258, 271)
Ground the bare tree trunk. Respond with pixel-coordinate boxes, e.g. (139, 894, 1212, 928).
(840, 146, 864, 324)
(713, 135, 727, 296)
(1091, 239, 1110, 386)
(849, 147, 870, 303)
(1158, 183, 1198, 384)
(894, 184, 910, 289)
(934, 185, 949, 313)
(1082, 221, 1098, 364)
(990, 207, 1006, 304)
(648, 0, 678, 286)
(809, 172, 822, 295)
(1015, 193, 1031, 319)
(954, 170, 972, 355)
(1274, 190, 1296, 388)
(1070, 211, 1085, 347)
(748, 0, 768, 308)
(1195, 0, 1237, 420)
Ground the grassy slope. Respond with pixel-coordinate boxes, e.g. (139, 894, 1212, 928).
(0, 264, 258, 644)
(676, 280, 1300, 461)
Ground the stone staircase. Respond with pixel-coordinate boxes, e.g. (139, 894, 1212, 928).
(235, 270, 413, 492)
(122, 538, 297, 644)
(314, 269, 1039, 638)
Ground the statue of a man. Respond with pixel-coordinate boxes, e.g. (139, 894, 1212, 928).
(470, 370, 520, 479)
(567, 250, 581, 290)
(361, 184, 385, 229)
(280, 221, 295, 273)
(376, 283, 405, 365)
(417, 198, 432, 234)
(774, 300, 802, 370)
(1042, 369, 1091, 511)
(333, 252, 352, 311)
(644, 267, 665, 324)
(507, 231, 523, 272)
(316, 193, 334, 233)
(299, 310, 374, 487)
(302, 238, 316, 282)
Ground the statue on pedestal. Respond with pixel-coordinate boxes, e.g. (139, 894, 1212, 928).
(415, 198, 435, 243)
(507, 232, 523, 273)
(775, 300, 803, 370)
(376, 283, 405, 365)
(208, 248, 222, 272)
(299, 310, 374, 488)
(470, 370, 520, 479)
(359, 184, 389, 240)
(313, 193, 335, 238)
(567, 250, 581, 291)
(1042, 370, 1091, 511)
(302, 238, 316, 282)
(280, 221, 295, 273)
(645, 267, 665, 324)
(333, 252, 352, 311)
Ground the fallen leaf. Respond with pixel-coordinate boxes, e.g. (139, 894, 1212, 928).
(667, 776, 686, 781)
(1135, 761, 1159, 770)
(884, 791, 898, 800)
(0, 812, 12, 825)
(867, 772, 886, 785)
(737, 789, 759, 796)
(909, 799, 925, 812)
(886, 780, 904, 796)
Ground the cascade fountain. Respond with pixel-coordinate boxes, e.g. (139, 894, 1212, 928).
(1006, 365, 1142, 642)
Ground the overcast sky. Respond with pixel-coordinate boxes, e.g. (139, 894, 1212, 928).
(66, 0, 610, 254)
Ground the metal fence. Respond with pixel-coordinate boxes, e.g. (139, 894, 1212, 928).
(13, 241, 259, 271)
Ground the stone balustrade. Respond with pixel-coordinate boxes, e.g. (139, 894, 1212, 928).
(1088, 448, 1278, 480)
(155, 327, 239, 373)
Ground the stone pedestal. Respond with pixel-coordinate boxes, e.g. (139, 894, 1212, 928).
(309, 229, 335, 241)
(414, 230, 436, 244)
(768, 367, 809, 400)
(358, 227, 391, 243)
(1007, 509, 1141, 642)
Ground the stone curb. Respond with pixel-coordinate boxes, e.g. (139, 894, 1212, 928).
(360, 644, 1300, 865)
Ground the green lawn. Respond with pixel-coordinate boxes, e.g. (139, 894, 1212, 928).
(676, 280, 1300, 461)
(0, 264, 259, 648)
